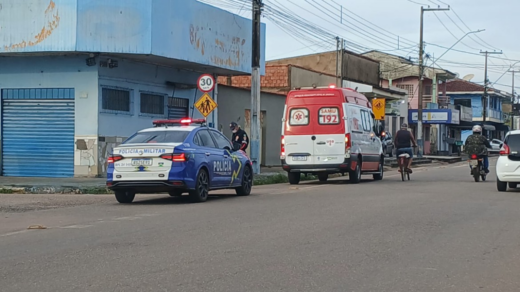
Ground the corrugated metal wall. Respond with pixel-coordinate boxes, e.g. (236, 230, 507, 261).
(2, 89, 75, 177)
(168, 97, 189, 119)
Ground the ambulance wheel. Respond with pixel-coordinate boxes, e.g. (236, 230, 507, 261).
(373, 160, 384, 181)
(288, 172, 301, 185)
(349, 163, 361, 184)
(236, 165, 253, 196)
(318, 173, 328, 182)
(115, 190, 136, 204)
(189, 169, 209, 203)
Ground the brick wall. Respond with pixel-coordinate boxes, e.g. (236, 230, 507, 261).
(217, 65, 291, 94)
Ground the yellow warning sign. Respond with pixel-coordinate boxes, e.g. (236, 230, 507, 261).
(195, 93, 218, 117)
(372, 98, 385, 120)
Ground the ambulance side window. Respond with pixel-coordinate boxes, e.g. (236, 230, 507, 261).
(361, 110, 372, 132)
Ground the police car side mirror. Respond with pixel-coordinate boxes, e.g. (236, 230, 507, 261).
(224, 146, 232, 151)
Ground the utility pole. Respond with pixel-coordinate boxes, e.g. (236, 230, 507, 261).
(335, 37, 340, 87)
(508, 69, 516, 104)
(508, 69, 516, 129)
(480, 50, 502, 137)
(340, 38, 345, 87)
(251, 0, 263, 174)
(417, 5, 449, 158)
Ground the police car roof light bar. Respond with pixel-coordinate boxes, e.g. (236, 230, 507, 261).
(152, 118, 207, 127)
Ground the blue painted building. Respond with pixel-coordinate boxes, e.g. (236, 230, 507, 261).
(0, 0, 266, 177)
(445, 79, 508, 138)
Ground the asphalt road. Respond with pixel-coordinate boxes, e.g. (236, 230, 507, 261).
(2, 159, 520, 292)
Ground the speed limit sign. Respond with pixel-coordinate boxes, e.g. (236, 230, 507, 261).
(197, 74, 215, 92)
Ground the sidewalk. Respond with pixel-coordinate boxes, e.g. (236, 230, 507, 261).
(0, 161, 441, 194)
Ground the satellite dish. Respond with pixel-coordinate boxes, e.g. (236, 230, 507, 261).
(463, 74, 475, 81)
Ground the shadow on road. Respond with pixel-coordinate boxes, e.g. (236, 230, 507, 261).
(130, 194, 240, 205)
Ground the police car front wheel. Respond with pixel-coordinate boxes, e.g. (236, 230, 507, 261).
(115, 190, 136, 204)
(236, 166, 253, 196)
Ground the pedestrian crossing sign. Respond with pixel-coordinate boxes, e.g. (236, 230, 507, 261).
(195, 93, 218, 117)
(372, 98, 385, 120)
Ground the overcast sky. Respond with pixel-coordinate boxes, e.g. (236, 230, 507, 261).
(200, 0, 520, 94)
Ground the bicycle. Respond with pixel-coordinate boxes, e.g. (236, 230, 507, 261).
(397, 146, 417, 181)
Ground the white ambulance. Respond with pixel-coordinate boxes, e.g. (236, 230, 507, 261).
(280, 86, 384, 184)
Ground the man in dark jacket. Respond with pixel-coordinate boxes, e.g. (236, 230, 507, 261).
(230, 122, 249, 151)
(464, 125, 491, 173)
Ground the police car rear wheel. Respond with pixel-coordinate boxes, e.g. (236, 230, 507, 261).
(114, 190, 136, 204)
(236, 166, 253, 196)
(189, 169, 209, 203)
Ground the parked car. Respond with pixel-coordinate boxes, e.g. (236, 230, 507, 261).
(382, 132, 394, 157)
(496, 131, 520, 191)
(489, 138, 503, 151)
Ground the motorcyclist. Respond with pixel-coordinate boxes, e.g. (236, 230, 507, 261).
(464, 125, 491, 173)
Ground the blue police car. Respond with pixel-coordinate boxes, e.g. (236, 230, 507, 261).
(107, 118, 253, 203)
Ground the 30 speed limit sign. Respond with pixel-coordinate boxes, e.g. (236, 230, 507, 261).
(197, 74, 215, 92)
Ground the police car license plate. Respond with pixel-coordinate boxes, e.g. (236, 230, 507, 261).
(469, 160, 478, 166)
(292, 156, 307, 161)
(131, 158, 153, 166)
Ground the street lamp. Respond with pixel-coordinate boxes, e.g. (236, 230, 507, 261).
(428, 29, 485, 69)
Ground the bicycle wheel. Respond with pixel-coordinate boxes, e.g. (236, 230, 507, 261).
(407, 172, 410, 180)
(400, 165, 405, 181)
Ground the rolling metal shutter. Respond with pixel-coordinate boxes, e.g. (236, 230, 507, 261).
(2, 89, 75, 177)
(168, 97, 189, 119)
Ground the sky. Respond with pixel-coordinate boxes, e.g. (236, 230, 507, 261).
(199, 0, 520, 94)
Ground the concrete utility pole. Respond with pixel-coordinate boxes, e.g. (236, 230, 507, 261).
(417, 5, 449, 158)
(251, 0, 263, 174)
(480, 50, 502, 136)
(508, 69, 517, 104)
(508, 69, 516, 128)
(335, 37, 340, 87)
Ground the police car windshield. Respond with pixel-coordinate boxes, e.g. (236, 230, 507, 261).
(123, 131, 189, 144)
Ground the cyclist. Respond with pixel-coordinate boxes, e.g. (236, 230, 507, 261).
(394, 123, 418, 173)
(464, 125, 491, 173)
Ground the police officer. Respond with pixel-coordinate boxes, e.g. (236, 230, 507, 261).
(230, 122, 249, 151)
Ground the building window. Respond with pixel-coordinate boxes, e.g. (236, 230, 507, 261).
(140, 92, 166, 115)
(101, 87, 132, 114)
(168, 97, 190, 119)
(397, 84, 414, 97)
(423, 85, 432, 95)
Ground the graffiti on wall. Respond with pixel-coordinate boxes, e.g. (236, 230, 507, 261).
(76, 138, 96, 166)
(3, 0, 61, 52)
(98, 137, 126, 177)
(189, 23, 246, 68)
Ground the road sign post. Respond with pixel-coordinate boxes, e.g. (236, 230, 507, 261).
(372, 98, 385, 120)
(194, 92, 218, 118)
(197, 74, 216, 92)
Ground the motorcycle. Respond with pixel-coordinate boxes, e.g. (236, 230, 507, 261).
(468, 153, 486, 182)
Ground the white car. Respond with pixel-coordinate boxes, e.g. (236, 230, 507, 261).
(489, 138, 503, 152)
(496, 131, 520, 191)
